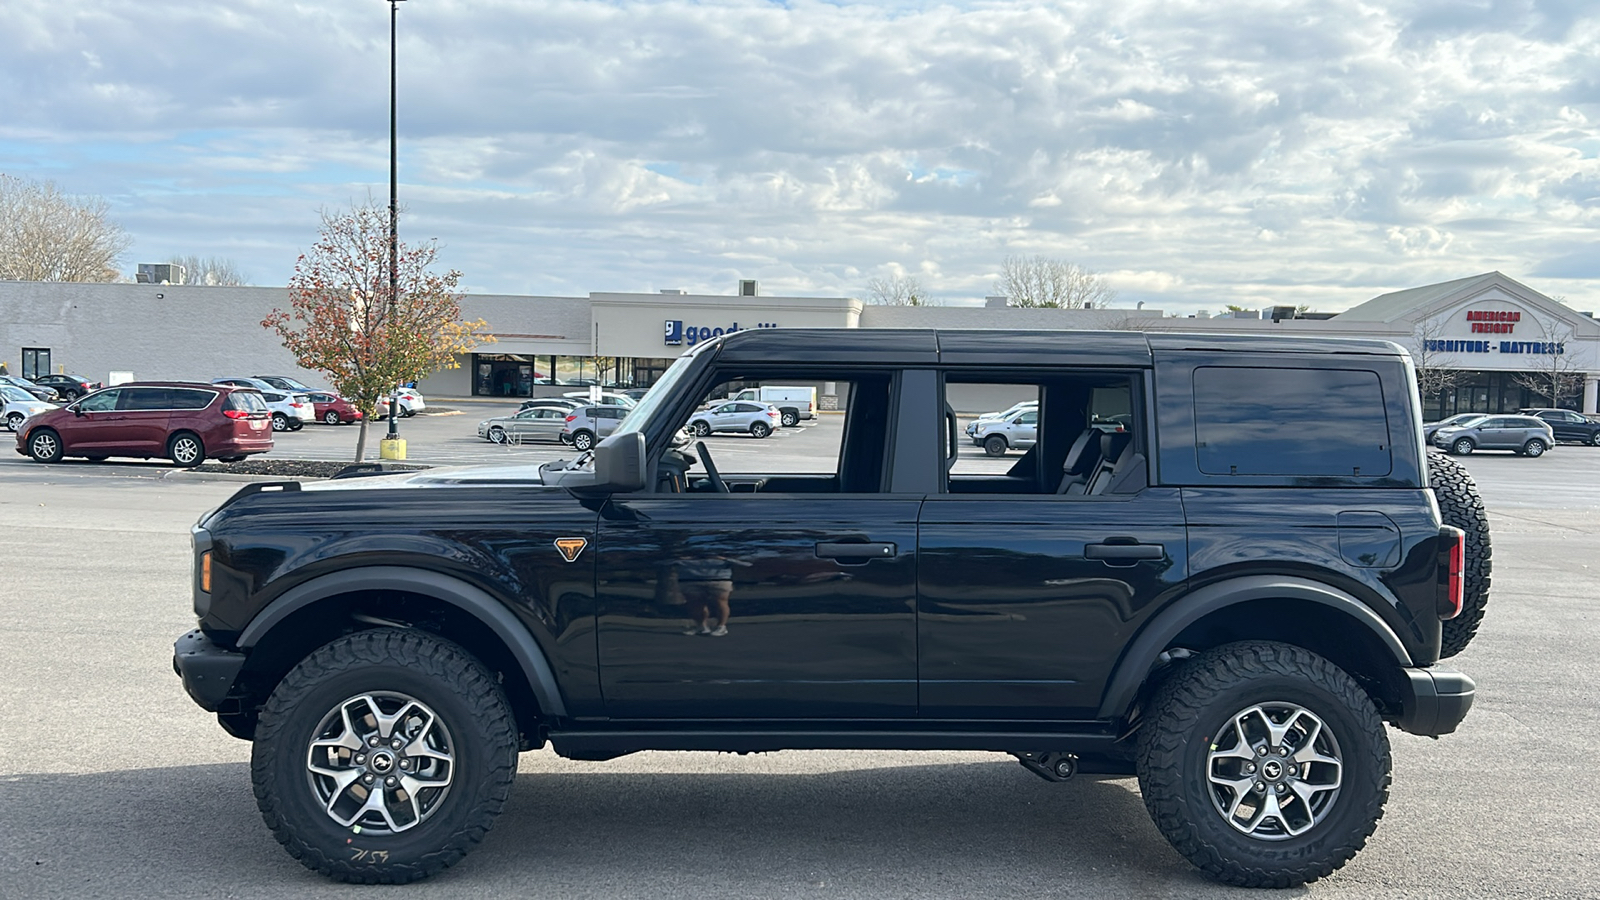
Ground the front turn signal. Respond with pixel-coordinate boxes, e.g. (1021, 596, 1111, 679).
(200, 550, 212, 594)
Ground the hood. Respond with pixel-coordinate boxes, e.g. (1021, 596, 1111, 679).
(300, 462, 555, 491)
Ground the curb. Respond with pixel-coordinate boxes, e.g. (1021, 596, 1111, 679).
(162, 469, 326, 484)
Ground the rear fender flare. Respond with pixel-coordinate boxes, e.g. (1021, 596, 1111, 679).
(235, 565, 567, 717)
(1096, 575, 1412, 719)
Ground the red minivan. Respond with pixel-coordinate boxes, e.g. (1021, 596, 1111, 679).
(15, 382, 274, 466)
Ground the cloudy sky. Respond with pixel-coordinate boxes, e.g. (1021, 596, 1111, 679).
(3, 0, 1597, 312)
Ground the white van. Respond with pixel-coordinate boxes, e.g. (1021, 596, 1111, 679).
(731, 385, 816, 426)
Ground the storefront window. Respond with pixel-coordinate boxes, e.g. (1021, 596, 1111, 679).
(471, 354, 684, 395)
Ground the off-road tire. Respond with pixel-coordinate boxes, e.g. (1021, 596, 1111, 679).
(1137, 641, 1389, 888)
(251, 629, 517, 884)
(1427, 453, 1492, 658)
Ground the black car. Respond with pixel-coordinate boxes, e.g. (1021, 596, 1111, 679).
(174, 328, 1481, 889)
(0, 374, 59, 402)
(1517, 408, 1600, 445)
(32, 373, 102, 400)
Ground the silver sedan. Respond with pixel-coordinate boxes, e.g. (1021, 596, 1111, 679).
(478, 405, 570, 444)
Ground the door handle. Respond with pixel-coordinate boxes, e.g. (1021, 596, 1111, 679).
(1084, 542, 1165, 561)
(816, 541, 897, 560)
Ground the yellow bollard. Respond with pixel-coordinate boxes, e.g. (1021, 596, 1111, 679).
(379, 437, 407, 460)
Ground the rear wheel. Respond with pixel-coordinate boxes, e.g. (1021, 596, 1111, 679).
(324, 411, 342, 425)
(780, 410, 799, 427)
(288, 420, 304, 431)
(27, 428, 63, 463)
(750, 421, 772, 438)
(571, 430, 595, 451)
(1521, 438, 1546, 458)
(1137, 642, 1389, 888)
(1588, 432, 1600, 447)
(272, 413, 289, 432)
(168, 432, 205, 467)
(984, 434, 1009, 456)
(251, 629, 516, 884)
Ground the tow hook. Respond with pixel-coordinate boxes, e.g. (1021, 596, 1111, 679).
(1014, 751, 1078, 783)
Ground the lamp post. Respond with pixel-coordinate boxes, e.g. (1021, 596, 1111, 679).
(385, 0, 405, 441)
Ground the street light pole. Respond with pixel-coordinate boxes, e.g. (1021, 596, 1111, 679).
(386, 0, 405, 440)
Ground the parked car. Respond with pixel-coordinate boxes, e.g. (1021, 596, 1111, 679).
(562, 390, 636, 408)
(519, 397, 584, 412)
(729, 385, 816, 426)
(256, 391, 314, 431)
(32, 373, 102, 400)
(619, 388, 652, 401)
(254, 375, 320, 394)
(16, 382, 272, 466)
(971, 407, 1038, 455)
(307, 392, 364, 425)
(378, 387, 426, 417)
(1, 384, 54, 432)
(478, 405, 571, 444)
(561, 404, 628, 451)
(687, 401, 781, 438)
(1517, 408, 1600, 445)
(0, 374, 60, 402)
(1433, 414, 1555, 456)
(963, 400, 1038, 442)
(1423, 413, 1487, 443)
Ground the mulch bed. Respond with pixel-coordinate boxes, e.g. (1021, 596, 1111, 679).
(191, 459, 431, 479)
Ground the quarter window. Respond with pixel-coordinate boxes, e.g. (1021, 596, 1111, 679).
(1193, 366, 1391, 477)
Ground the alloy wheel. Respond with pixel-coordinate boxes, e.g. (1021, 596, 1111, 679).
(304, 691, 455, 834)
(1205, 702, 1343, 840)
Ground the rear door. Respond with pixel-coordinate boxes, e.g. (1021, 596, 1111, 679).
(116, 388, 175, 454)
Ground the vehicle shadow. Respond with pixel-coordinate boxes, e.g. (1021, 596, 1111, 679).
(0, 758, 1250, 898)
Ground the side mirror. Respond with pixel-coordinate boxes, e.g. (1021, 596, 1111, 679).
(72, 406, 84, 417)
(592, 431, 646, 493)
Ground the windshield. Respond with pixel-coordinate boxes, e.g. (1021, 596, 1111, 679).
(1, 385, 32, 402)
(614, 352, 699, 437)
(1450, 416, 1490, 428)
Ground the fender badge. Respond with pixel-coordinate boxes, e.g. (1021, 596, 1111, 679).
(553, 537, 588, 563)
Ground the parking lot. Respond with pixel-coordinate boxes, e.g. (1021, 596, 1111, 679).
(0, 435, 1597, 898)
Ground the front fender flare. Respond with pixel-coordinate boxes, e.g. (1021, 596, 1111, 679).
(236, 565, 568, 717)
(1096, 575, 1412, 720)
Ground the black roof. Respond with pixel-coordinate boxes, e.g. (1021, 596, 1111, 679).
(710, 328, 1405, 366)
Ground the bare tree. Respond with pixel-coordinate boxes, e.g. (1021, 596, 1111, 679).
(865, 274, 926, 306)
(993, 255, 1116, 309)
(0, 174, 130, 282)
(1509, 316, 1584, 408)
(168, 254, 246, 286)
(1410, 318, 1461, 415)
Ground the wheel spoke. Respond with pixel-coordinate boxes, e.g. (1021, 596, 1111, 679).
(322, 770, 367, 824)
(305, 690, 456, 836)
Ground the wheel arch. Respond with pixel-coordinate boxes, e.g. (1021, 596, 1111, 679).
(232, 566, 565, 744)
(1099, 576, 1413, 721)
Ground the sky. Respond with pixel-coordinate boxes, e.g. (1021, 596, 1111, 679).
(2, 0, 1597, 313)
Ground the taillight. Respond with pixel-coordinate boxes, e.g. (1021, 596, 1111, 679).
(223, 409, 250, 420)
(1439, 526, 1464, 620)
(566, 415, 577, 422)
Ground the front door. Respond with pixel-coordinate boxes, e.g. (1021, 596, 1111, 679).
(595, 495, 921, 718)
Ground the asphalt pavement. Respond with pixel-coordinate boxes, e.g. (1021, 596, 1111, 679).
(0, 440, 1596, 898)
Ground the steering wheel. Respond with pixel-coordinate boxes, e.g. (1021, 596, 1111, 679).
(695, 441, 730, 494)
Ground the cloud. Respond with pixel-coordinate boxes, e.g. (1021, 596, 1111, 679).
(0, 0, 1597, 311)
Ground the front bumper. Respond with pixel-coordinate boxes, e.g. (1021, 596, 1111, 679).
(172, 629, 246, 711)
(1394, 665, 1476, 736)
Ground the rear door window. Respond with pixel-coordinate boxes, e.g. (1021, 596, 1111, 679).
(118, 388, 173, 410)
(1193, 366, 1392, 477)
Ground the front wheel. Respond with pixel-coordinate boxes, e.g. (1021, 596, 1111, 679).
(28, 428, 63, 463)
(251, 629, 517, 884)
(4, 412, 24, 432)
(692, 421, 711, 437)
(487, 427, 507, 444)
(1521, 438, 1547, 458)
(1137, 642, 1389, 888)
(1450, 437, 1474, 456)
(984, 434, 1008, 456)
(750, 421, 771, 438)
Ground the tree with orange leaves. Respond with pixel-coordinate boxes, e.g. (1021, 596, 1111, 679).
(263, 200, 492, 462)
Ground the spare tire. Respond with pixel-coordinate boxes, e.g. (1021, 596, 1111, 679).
(1427, 452, 1491, 658)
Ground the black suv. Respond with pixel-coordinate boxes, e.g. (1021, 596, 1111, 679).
(173, 329, 1480, 888)
(1518, 407, 1600, 445)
